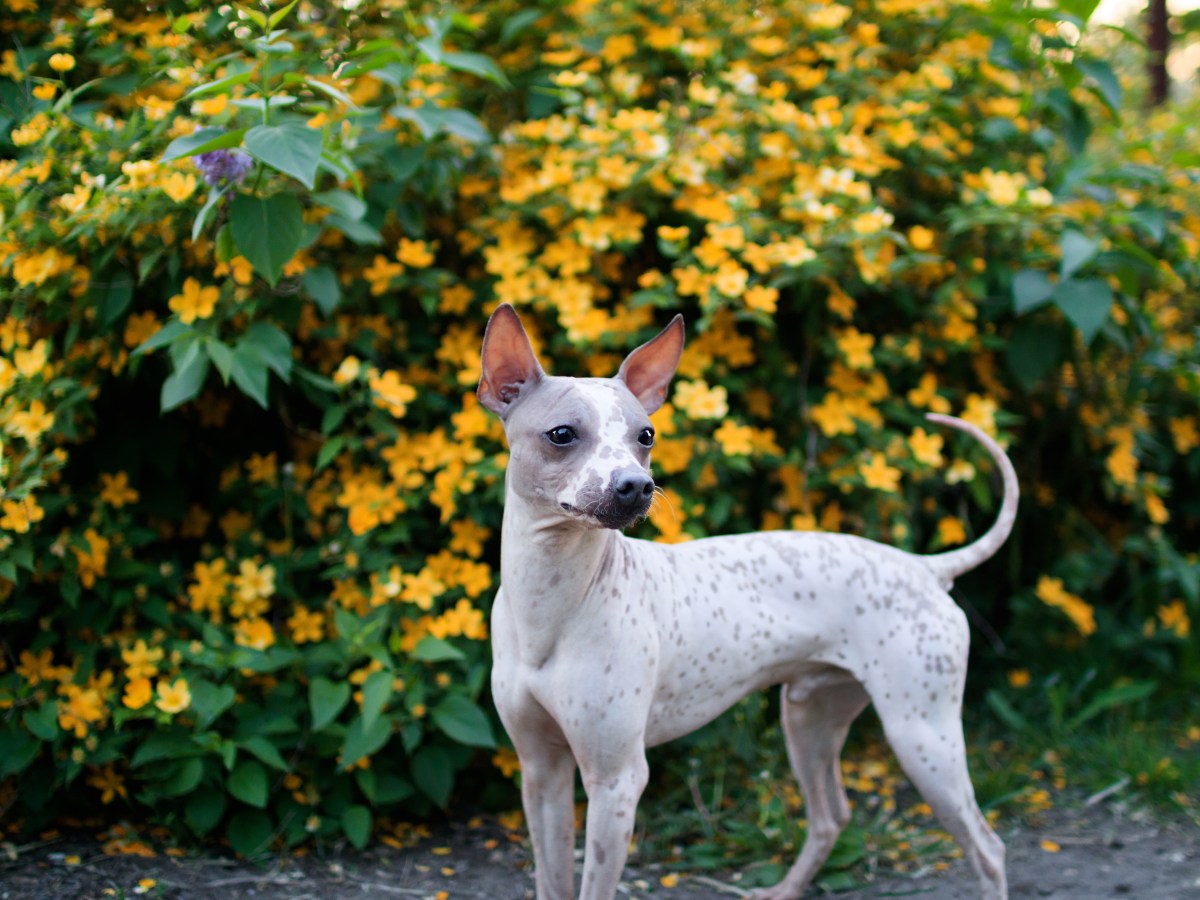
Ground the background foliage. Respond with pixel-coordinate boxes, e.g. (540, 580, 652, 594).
(1, 0, 1197, 856)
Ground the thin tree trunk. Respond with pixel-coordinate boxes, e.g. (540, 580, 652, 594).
(1147, 0, 1170, 106)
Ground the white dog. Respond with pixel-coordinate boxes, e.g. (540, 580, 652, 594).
(478, 303, 1014, 899)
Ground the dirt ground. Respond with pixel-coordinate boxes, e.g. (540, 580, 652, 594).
(1, 801, 1197, 900)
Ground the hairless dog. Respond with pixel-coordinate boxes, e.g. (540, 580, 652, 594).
(478, 303, 1014, 900)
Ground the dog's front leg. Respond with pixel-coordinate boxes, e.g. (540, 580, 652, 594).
(577, 751, 649, 900)
(516, 738, 578, 899)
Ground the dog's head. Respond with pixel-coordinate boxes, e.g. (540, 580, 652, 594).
(478, 304, 684, 530)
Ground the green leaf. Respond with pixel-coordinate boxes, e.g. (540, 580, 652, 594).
(191, 184, 228, 243)
(267, 0, 300, 28)
(215, 222, 236, 263)
(1052, 278, 1112, 344)
(1011, 269, 1054, 314)
(340, 713, 392, 769)
(235, 4, 268, 29)
(302, 266, 341, 315)
(132, 731, 201, 768)
(189, 679, 237, 729)
(325, 213, 383, 246)
(240, 322, 293, 381)
(310, 677, 351, 732)
(0, 731, 39, 779)
(312, 189, 366, 221)
(342, 805, 372, 850)
(226, 809, 273, 858)
(206, 339, 234, 384)
(162, 127, 247, 163)
(243, 123, 324, 189)
(1059, 229, 1099, 280)
(411, 745, 453, 807)
(360, 670, 393, 733)
(161, 757, 205, 797)
(228, 759, 269, 808)
(161, 343, 210, 412)
(23, 702, 59, 741)
(441, 50, 510, 87)
(239, 736, 290, 772)
(135, 319, 190, 356)
(430, 695, 495, 749)
(390, 105, 489, 143)
(501, 9, 543, 44)
(1075, 57, 1122, 113)
(985, 689, 1031, 732)
(186, 790, 227, 836)
(229, 192, 304, 286)
(1068, 680, 1157, 730)
(411, 636, 465, 663)
(1006, 321, 1063, 391)
(184, 71, 255, 100)
(92, 279, 134, 328)
(230, 346, 269, 407)
(316, 434, 346, 471)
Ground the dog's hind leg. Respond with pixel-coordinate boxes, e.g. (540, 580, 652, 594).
(750, 675, 869, 900)
(875, 688, 1007, 900)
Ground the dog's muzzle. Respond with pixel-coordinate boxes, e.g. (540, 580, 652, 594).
(593, 470, 654, 529)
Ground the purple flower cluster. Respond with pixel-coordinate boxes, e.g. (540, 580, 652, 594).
(194, 149, 254, 187)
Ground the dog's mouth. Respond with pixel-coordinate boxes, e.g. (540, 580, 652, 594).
(560, 498, 652, 531)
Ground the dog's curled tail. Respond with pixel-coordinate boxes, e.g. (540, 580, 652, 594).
(921, 413, 1019, 590)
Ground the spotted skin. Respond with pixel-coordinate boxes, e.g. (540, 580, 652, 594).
(479, 304, 1012, 900)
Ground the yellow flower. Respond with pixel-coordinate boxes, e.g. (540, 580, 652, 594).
(1035, 576, 1096, 636)
(123, 677, 153, 710)
(124, 311, 161, 348)
(673, 380, 728, 420)
(87, 764, 128, 804)
(193, 94, 228, 117)
(333, 356, 362, 385)
(1157, 600, 1190, 638)
(1106, 434, 1138, 488)
(1168, 416, 1198, 454)
(860, 453, 901, 492)
(14, 339, 48, 378)
(363, 255, 404, 295)
(397, 238, 436, 268)
(908, 225, 935, 251)
(1008, 669, 1031, 689)
(369, 369, 417, 418)
(288, 605, 325, 644)
(161, 171, 197, 202)
(234, 617, 276, 651)
(9, 399, 55, 443)
(713, 260, 749, 297)
(0, 496, 45, 533)
(121, 159, 158, 191)
(49, 53, 76, 73)
(121, 639, 163, 680)
(401, 567, 447, 610)
(906, 373, 951, 414)
(155, 678, 191, 714)
(1040, 839, 1061, 854)
(743, 284, 779, 314)
(809, 393, 856, 437)
(961, 393, 998, 436)
(100, 471, 140, 507)
(714, 421, 754, 456)
(660, 873, 680, 888)
(936, 516, 966, 546)
(32, 82, 57, 101)
(657, 225, 690, 243)
(908, 428, 944, 467)
(835, 328, 874, 369)
(168, 278, 220, 324)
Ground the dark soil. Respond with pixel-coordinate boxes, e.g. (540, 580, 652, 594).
(1, 801, 1196, 899)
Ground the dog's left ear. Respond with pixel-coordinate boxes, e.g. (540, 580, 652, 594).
(617, 314, 685, 415)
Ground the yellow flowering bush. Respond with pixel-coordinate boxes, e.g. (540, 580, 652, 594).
(0, 0, 1197, 852)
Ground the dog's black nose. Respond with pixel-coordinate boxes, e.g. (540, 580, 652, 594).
(613, 472, 654, 508)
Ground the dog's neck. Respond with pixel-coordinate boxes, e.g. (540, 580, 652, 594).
(499, 483, 625, 663)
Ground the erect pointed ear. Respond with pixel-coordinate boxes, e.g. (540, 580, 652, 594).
(478, 304, 545, 417)
(616, 314, 685, 415)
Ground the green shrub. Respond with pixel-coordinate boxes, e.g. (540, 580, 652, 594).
(0, 0, 1196, 851)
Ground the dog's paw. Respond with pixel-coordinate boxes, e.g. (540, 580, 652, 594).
(746, 885, 802, 900)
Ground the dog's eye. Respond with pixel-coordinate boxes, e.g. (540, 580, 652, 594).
(637, 427, 655, 448)
(546, 426, 577, 446)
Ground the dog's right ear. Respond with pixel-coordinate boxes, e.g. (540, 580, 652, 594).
(478, 303, 545, 417)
